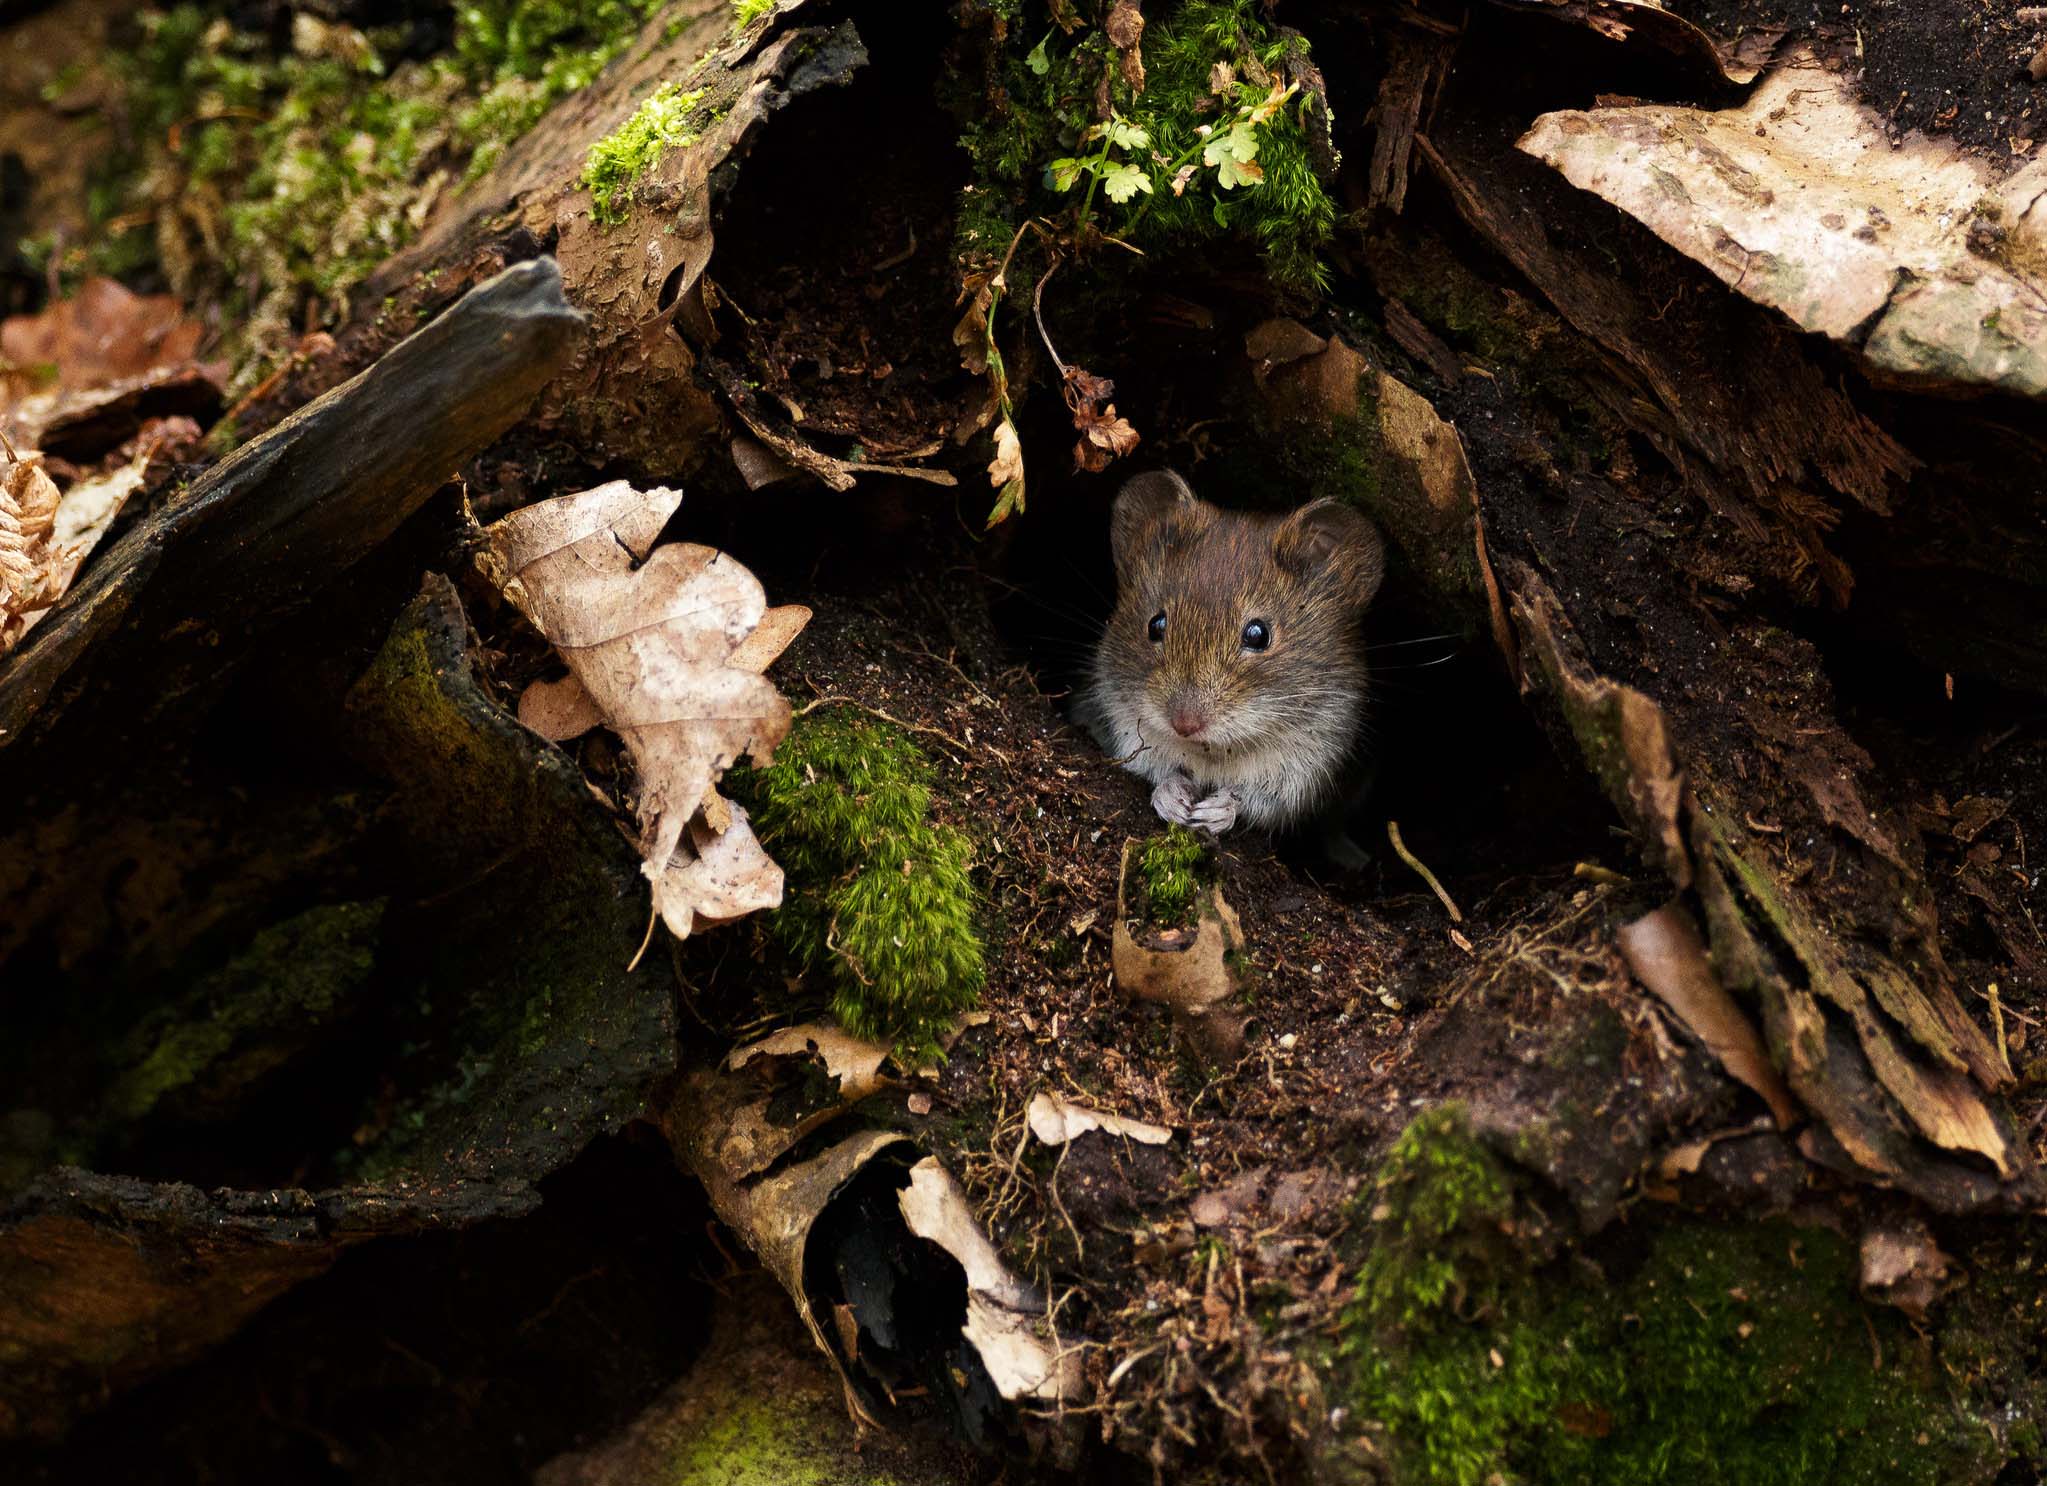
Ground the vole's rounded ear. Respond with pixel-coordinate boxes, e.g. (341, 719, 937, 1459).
(1273, 498, 1384, 606)
(1109, 470, 1201, 580)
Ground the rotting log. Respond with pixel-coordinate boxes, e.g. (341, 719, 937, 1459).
(0, 1168, 531, 1441)
(0, 256, 585, 750)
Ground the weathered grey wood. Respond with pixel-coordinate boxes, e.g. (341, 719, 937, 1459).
(0, 256, 586, 748)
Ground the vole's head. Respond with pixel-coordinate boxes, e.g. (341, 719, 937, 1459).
(1094, 470, 1384, 761)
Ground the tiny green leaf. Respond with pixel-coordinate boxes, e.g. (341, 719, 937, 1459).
(1046, 157, 1088, 192)
(1214, 152, 1264, 190)
(1025, 30, 1052, 75)
(1106, 116, 1151, 152)
(1101, 161, 1153, 203)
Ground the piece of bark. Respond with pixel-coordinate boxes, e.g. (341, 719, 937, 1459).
(1415, 126, 1915, 606)
(1364, 31, 1451, 213)
(0, 256, 585, 749)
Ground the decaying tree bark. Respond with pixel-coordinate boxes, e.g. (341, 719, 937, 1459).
(4, 0, 2046, 1481)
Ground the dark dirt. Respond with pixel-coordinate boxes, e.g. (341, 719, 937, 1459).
(652, 467, 1762, 1468)
(1667, 0, 2047, 153)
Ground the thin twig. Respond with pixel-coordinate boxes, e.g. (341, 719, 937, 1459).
(1387, 818, 1463, 922)
(1033, 257, 1070, 378)
(624, 898, 659, 972)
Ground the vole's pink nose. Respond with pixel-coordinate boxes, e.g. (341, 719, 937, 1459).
(1168, 700, 1209, 739)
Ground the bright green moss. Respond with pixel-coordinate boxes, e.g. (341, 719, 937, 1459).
(1338, 1106, 2003, 1486)
(735, 709, 985, 1064)
(731, 0, 777, 28)
(580, 81, 706, 225)
(1134, 824, 1211, 927)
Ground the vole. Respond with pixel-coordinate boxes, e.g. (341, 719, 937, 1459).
(1081, 469, 1385, 838)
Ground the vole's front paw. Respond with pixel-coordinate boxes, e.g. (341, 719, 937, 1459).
(1185, 787, 1240, 834)
(1150, 772, 1201, 827)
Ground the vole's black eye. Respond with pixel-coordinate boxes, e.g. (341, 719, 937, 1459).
(1148, 611, 1167, 644)
(1241, 619, 1271, 652)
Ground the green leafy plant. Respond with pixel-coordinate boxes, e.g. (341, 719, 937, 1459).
(1045, 79, 1297, 239)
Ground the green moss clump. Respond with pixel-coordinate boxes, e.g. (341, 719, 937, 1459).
(1349, 1105, 1518, 1333)
(452, 0, 671, 181)
(731, 0, 777, 29)
(736, 709, 985, 1063)
(1337, 1105, 2003, 1486)
(581, 80, 707, 225)
(1133, 824, 1212, 926)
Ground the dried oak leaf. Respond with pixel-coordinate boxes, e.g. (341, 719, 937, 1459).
(481, 480, 810, 939)
(0, 444, 62, 644)
(0, 417, 193, 653)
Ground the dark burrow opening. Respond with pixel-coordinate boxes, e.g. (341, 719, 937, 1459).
(969, 246, 1621, 901)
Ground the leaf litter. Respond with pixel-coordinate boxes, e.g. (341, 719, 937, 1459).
(480, 480, 810, 941)
(0, 278, 220, 649)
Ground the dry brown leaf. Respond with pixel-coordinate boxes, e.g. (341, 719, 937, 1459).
(482, 480, 808, 939)
(728, 1024, 896, 1102)
(1859, 1219, 1957, 1321)
(1105, 0, 1145, 92)
(1063, 365, 1141, 474)
(0, 278, 206, 394)
(0, 446, 61, 640)
(1618, 903, 1800, 1128)
(987, 417, 1024, 488)
(1026, 1090, 1172, 1147)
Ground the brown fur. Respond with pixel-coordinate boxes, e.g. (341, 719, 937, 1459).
(1084, 470, 1385, 828)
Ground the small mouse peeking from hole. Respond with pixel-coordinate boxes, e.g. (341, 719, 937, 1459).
(1079, 468, 1385, 843)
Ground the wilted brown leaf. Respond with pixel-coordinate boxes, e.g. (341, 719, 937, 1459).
(1027, 1089, 1172, 1147)
(1859, 1218, 1957, 1321)
(897, 1157, 1083, 1403)
(1617, 903, 1800, 1128)
(1063, 364, 1140, 474)
(0, 444, 62, 648)
(1106, 0, 1145, 92)
(986, 417, 1026, 525)
(482, 480, 809, 939)
(1, 278, 206, 394)
(728, 1024, 896, 1102)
